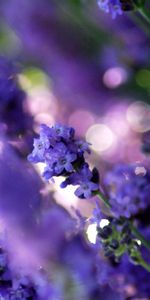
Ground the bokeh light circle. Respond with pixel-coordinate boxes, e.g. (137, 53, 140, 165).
(103, 67, 127, 88)
(69, 109, 95, 136)
(126, 101, 150, 132)
(86, 124, 115, 152)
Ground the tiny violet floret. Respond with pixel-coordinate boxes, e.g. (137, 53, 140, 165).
(61, 164, 99, 198)
(28, 124, 99, 199)
(75, 181, 99, 199)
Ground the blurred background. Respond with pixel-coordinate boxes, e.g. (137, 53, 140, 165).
(0, 0, 150, 299)
(0, 0, 150, 208)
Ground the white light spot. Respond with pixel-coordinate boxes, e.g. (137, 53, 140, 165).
(136, 239, 142, 246)
(26, 86, 58, 120)
(105, 109, 129, 137)
(86, 124, 115, 152)
(34, 113, 54, 126)
(126, 101, 150, 132)
(135, 166, 147, 176)
(0, 141, 4, 156)
(86, 223, 97, 244)
(53, 177, 79, 213)
(99, 219, 110, 228)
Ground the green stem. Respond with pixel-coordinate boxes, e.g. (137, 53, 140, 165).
(140, 258, 150, 272)
(96, 189, 150, 251)
(131, 224, 150, 251)
(129, 13, 150, 37)
(138, 6, 150, 25)
(96, 190, 111, 209)
(95, 189, 150, 273)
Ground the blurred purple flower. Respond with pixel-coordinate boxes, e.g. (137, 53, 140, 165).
(117, 231, 150, 299)
(141, 130, 150, 154)
(104, 164, 150, 218)
(97, 0, 123, 19)
(89, 200, 104, 225)
(0, 57, 32, 136)
(0, 136, 43, 231)
(60, 235, 103, 296)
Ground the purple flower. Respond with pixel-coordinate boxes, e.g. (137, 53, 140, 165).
(0, 57, 32, 136)
(117, 227, 150, 299)
(75, 140, 91, 154)
(97, 0, 123, 19)
(0, 249, 7, 268)
(28, 124, 99, 199)
(8, 286, 35, 300)
(53, 123, 75, 141)
(55, 152, 77, 174)
(141, 130, 150, 154)
(0, 136, 42, 230)
(104, 164, 150, 218)
(0, 57, 22, 105)
(61, 163, 99, 199)
(75, 181, 99, 198)
(60, 235, 101, 295)
(66, 164, 94, 184)
(90, 201, 104, 225)
(42, 165, 54, 181)
(71, 207, 87, 231)
(28, 136, 50, 163)
(28, 124, 76, 167)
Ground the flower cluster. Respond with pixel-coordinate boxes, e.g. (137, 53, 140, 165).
(117, 228, 150, 298)
(104, 164, 150, 218)
(97, 218, 141, 264)
(0, 245, 36, 299)
(97, 0, 123, 19)
(28, 123, 150, 288)
(97, 0, 136, 18)
(28, 124, 99, 198)
(0, 238, 60, 300)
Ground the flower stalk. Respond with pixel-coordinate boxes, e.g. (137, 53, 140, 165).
(138, 6, 150, 24)
(96, 189, 150, 253)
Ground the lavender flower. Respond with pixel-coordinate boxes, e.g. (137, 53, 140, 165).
(117, 227, 150, 299)
(0, 234, 61, 300)
(104, 164, 150, 218)
(75, 181, 99, 198)
(0, 243, 36, 299)
(97, 0, 123, 18)
(89, 201, 105, 225)
(141, 130, 150, 154)
(7, 286, 35, 300)
(96, 216, 142, 265)
(97, 0, 136, 18)
(28, 124, 99, 199)
(0, 57, 32, 136)
(55, 152, 77, 174)
(61, 164, 99, 198)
